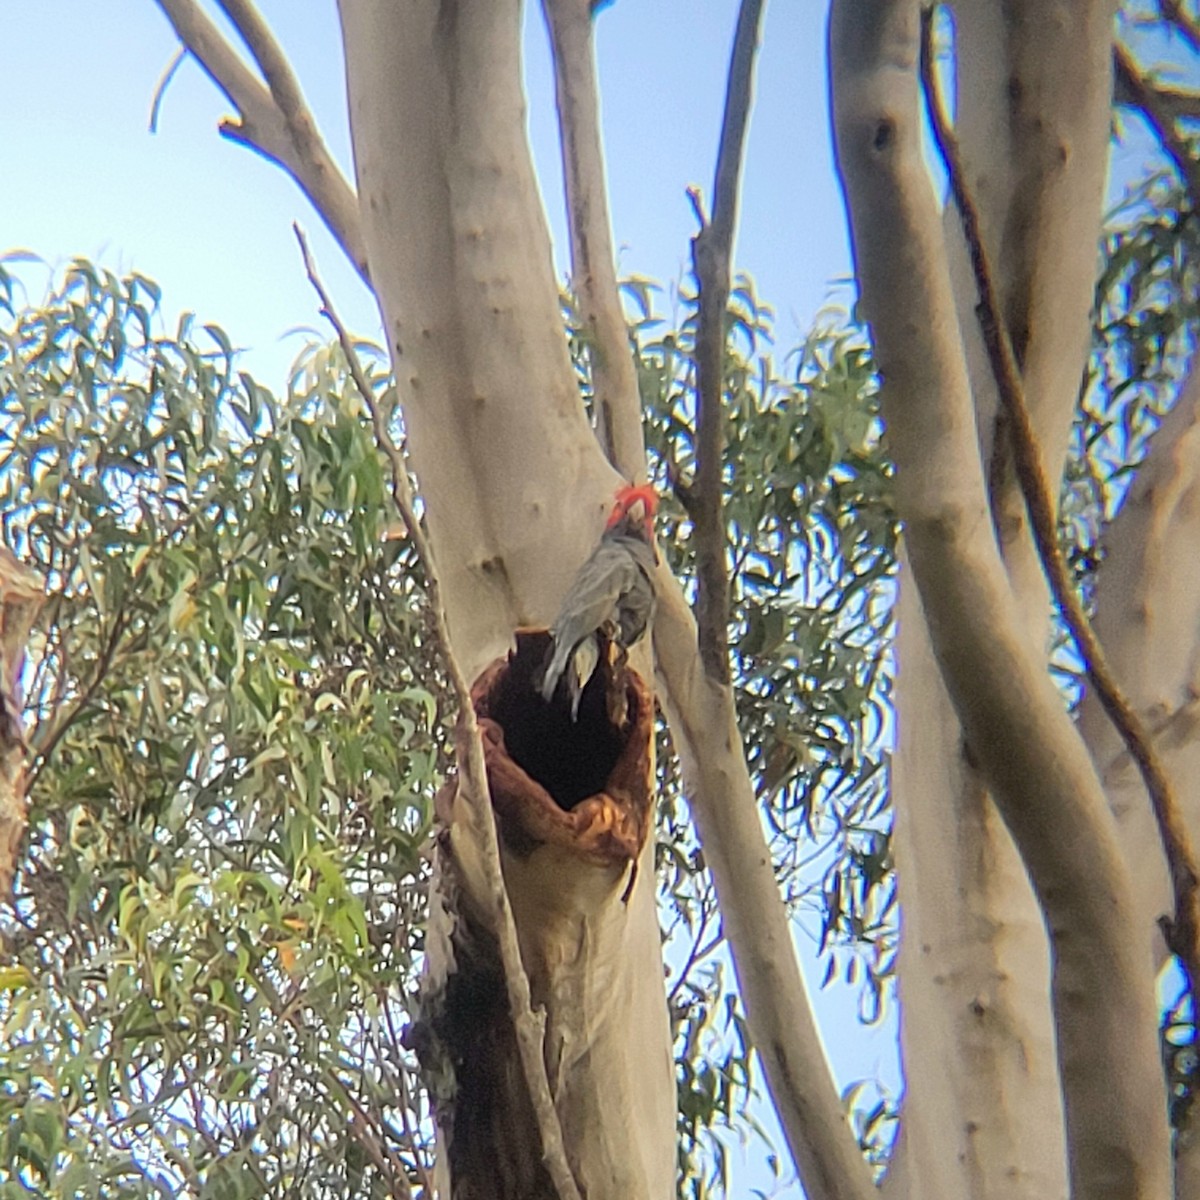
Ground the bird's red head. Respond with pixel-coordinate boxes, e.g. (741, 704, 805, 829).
(606, 483, 658, 538)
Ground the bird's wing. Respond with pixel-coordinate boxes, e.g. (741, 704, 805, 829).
(548, 542, 643, 641)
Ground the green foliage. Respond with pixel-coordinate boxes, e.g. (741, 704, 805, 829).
(0, 260, 442, 1197)
(1062, 171, 1200, 612)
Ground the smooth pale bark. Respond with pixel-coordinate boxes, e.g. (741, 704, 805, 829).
(337, 5, 674, 1196)
(949, 0, 1119, 625)
(1079, 367, 1200, 945)
(338, 0, 617, 682)
(881, 4, 1119, 1196)
(1178, 1111, 1200, 1200)
(542, 0, 646, 483)
(831, 4, 1170, 1199)
(653, 571, 879, 1200)
(889, 575, 1065, 1200)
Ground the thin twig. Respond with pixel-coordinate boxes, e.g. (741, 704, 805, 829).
(153, 0, 369, 281)
(690, 0, 766, 684)
(149, 48, 187, 134)
(295, 226, 583, 1200)
(920, 7, 1200, 997)
(1113, 43, 1200, 212)
(27, 608, 133, 792)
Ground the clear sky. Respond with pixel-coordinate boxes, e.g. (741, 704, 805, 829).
(4, 2, 849, 384)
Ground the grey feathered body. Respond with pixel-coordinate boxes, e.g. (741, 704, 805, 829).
(540, 529, 658, 718)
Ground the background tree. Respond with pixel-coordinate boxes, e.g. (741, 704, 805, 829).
(1, 1, 1198, 1199)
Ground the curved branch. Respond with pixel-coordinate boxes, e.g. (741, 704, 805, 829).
(153, 0, 369, 281)
(654, 574, 878, 1200)
(691, 0, 765, 685)
(830, 3, 1169, 1197)
(541, 0, 647, 482)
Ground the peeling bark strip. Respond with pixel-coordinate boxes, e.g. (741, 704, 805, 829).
(297, 235, 584, 1200)
(0, 548, 42, 898)
(418, 634, 657, 1200)
(690, 0, 765, 686)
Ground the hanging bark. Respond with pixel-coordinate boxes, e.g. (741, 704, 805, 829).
(0, 548, 43, 899)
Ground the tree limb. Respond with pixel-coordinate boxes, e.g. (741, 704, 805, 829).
(153, 0, 369, 281)
(831, 3, 1169, 1196)
(1160, 0, 1200, 56)
(541, 0, 647, 482)
(691, 0, 765, 684)
(296, 227, 582, 1200)
(653, 574, 879, 1200)
(1113, 42, 1200, 212)
(923, 9, 1200, 1012)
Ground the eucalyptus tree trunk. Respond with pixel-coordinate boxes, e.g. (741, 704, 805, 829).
(337, 3, 675, 1196)
(152, 0, 1200, 1195)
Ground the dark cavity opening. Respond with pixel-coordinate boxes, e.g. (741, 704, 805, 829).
(484, 630, 628, 811)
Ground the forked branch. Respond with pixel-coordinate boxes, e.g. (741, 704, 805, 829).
(1159, 0, 1200, 55)
(690, 0, 765, 684)
(921, 8, 1200, 1001)
(1113, 43, 1200, 212)
(295, 227, 582, 1200)
(831, 2, 1169, 1193)
(153, 0, 368, 280)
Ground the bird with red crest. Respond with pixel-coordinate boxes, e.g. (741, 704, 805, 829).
(539, 484, 659, 721)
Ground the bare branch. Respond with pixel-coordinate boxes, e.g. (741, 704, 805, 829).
(1159, 0, 1200, 56)
(153, 0, 369, 281)
(1113, 43, 1200, 211)
(295, 227, 582, 1200)
(653, 576, 879, 1200)
(541, 0, 646, 482)
(923, 10, 1200, 1008)
(691, 0, 765, 685)
(831, 2, 1169, 1195)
